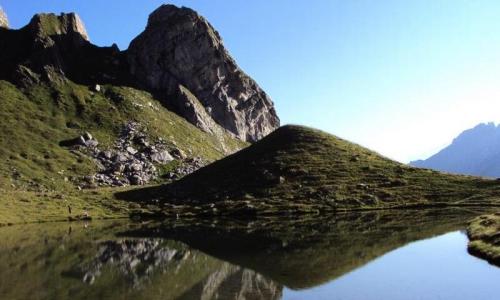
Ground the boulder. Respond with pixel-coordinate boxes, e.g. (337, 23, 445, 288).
(151, 150, 174, 164)
(170, 148, 187, 159)
(128, 5, 279, 142)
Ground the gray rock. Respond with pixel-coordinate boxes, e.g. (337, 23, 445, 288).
(100, 150, 113, 159)
(151, 150, 174, 164)
(128, 163, 143, 172)
(128, 5, 279, 142)
(170, 84, 223, 134)
(83, 132, 93, 141)
(112, 163, 125, 174)
(170, 148, 187, 159)
(72, 122, 206, 188)
(114, 153, 129, 162)
(130, 175, 144, 185)
(126, 146, 138, 155)
(77, 136, 86, 145)
(84, 139, 99, 148)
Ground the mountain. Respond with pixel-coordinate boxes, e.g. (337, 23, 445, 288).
(128, 5, 279, 141)
(0, 5, 278, 223)
(410, 122, 500, 177)
(0, 5, 279, 142)
(120, 125, 500, 216)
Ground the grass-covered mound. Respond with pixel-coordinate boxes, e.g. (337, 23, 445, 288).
(467, 213, 500, 266)
(129, 125, 500, 215)
(0, 79, 244, 224)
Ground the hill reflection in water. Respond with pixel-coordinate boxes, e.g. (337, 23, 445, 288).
(0, 208, 492, 300)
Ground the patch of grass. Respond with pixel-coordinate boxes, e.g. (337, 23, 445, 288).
(467, 213, 500, 266)
(128, 125, 500, 216)
(0, 221, 229, 300)
(0, 79, 246, 224)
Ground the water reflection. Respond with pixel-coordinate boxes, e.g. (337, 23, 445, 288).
(124, 208, 492, 289)
(0, 208, 496, 300)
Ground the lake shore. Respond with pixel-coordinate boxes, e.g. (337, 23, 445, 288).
(467, 213, 500, 266)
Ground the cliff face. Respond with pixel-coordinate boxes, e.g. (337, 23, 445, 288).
(0, 5, 279, 142)
(0, 12, 129, 86)
(128, 5, 279, 141)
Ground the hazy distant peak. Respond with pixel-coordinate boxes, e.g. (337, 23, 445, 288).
(411, 121, 500, 177)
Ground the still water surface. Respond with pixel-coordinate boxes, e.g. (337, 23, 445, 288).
(0, 209, 498, 300)
(283, 231, 499, 300)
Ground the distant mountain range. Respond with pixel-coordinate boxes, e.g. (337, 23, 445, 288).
(410, 122, 500, 177)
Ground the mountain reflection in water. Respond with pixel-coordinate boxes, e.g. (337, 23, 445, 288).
(0, 208, 494, 300)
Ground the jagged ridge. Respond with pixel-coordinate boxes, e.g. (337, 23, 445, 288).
(0, 5, 279, 142)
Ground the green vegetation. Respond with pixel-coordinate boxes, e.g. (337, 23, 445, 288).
(124, 125, 500, 216)
(0, 221, 233, 300)
(0, 79, 245, 224)
(467, 213, 500, 266)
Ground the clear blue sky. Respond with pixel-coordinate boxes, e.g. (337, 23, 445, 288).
(3, 0, 500, 162)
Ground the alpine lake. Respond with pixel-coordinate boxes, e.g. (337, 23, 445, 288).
(0, 208, 499, 300)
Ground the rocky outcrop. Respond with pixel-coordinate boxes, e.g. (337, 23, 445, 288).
(0, 7, 8, 28)
(128, 5, 279, 141)
(28, 12, 89, 41)
(0, 12, 130, 86)
(172, 84, 223, 135)
(63, 122, 207, 187)
(0, 5, 279, 142)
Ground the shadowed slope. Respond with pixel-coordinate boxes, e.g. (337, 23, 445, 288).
(121, 125, 500, 215)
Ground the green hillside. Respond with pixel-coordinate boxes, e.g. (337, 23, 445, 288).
(0, 79, 245, 224)
(126, 125, 500, 216)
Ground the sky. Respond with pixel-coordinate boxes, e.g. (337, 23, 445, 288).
(3, 0, 500, 163)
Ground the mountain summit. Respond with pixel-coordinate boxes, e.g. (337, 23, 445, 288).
(411, 122, 500, 177)
(128, 5, 279, 141)
(0, 5, 278, 142)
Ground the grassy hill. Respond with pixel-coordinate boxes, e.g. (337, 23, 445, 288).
(124, 125, 500, 216)
(0, 79, 245, 224)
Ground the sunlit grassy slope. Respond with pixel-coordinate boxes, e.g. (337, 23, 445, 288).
(0, 79, 245, 224)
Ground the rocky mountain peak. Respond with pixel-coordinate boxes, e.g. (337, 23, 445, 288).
(148, 5, 195, 25)
(28, 12, 89, 41)
(0, 7, 8, 28)
(128, 4, 279, 142)
(0, 5, 279, 143)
